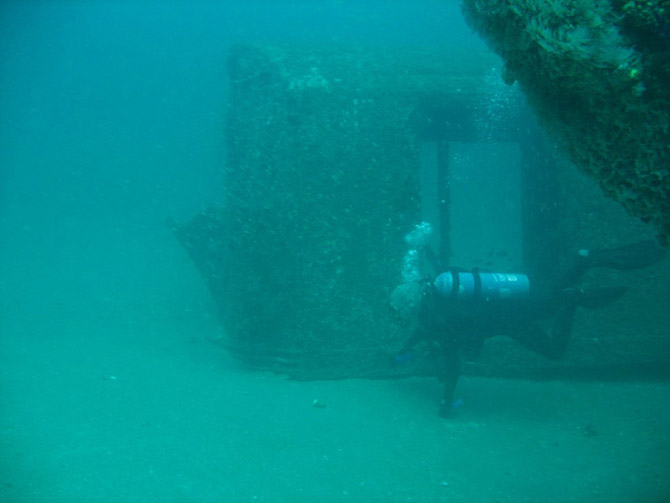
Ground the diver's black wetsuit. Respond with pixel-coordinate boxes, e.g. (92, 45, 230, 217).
(397, 240, 666, 418)
(399, 279, 579, 417)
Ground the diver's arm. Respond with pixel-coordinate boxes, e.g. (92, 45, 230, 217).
(398, 326, 425, 354)
(394, 279, 434, 363)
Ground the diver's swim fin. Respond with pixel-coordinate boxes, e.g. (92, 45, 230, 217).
(563, 286, 628, 310)
(580, 240, 666, 270)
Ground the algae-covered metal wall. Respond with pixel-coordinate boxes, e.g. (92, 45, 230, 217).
(173, 43, 669, 380)
(175, 44, 515, 378)
(461, 0, 670, 246)
(456, 0, 670, 377)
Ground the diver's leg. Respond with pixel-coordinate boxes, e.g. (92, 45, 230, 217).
(554, 240, 665, 294)
(437, 348, 461, 418)
(509, 324, 561, 360)
(548, 301, 579, 359)
(554, 257, 590, 292)
(508, 303, 577, 361)
(581, 240, 666, 270)
(513, 284, 629, 359)
(565, 286, 628, 310)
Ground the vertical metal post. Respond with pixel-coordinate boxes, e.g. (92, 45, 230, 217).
(437, 139, 451, 269)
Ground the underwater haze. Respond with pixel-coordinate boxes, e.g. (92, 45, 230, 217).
(1, 1, 669, 502)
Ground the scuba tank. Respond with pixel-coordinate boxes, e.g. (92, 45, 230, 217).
(434, 269, 530, 301)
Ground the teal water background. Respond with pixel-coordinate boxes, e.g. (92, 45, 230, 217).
(1, 2, 669, 502)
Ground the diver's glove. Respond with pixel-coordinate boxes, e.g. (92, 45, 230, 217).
(392, 351, 414, 365)
(439, 398, 464, 418)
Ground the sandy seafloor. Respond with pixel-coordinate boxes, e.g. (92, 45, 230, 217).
(1, 228, 669, 503)
(3, 2, 669, 501)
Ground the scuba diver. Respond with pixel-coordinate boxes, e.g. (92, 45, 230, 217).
(390, 225, 666, 418)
